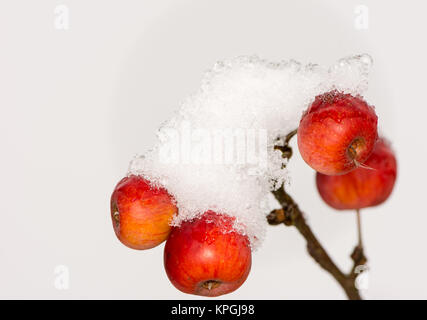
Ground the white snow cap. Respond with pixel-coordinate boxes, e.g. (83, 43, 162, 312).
(129, 54, 373, 249)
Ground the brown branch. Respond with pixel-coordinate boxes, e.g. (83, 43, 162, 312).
(268, 129, 367, 300)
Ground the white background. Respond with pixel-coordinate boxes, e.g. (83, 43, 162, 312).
(1, 0, 426, 299)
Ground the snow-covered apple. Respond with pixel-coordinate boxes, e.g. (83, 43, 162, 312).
(164, 211, 252, 297)
(110, 175, 177, 250)
(297, 91, 378, 175)
(316, 138, 397, 210)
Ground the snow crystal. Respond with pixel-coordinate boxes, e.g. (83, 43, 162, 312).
(128, 54, 373, 249)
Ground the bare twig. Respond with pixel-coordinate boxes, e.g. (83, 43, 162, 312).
(267, 129, 367, 300)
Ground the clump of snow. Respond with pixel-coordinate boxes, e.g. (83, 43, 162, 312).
(128, 54, 373, 249)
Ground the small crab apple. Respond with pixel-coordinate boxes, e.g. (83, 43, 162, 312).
(164, 211, 252, 297)
(316, 138, 397, 210)
(110, 175, 177, 250)
(297, 91, 378, 175)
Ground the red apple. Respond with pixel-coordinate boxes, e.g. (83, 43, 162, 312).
(110, 175, 177, 250)
(298, 91, 378, 175)
(164, 211, 252, 297)
(316, 138, 397, 210)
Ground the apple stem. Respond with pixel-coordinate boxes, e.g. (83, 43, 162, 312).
(354, 159, 376, 171)
(111, 202, 120, 228)
(356, 209, 363, 249)
(348, 137, 365, 160)
(202, 280, 221, 291)
(348, 145, 357, 159)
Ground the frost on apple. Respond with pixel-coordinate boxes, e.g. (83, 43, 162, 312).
(128, 54, 373, 249)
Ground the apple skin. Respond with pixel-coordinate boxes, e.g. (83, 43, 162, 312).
(110, 175, 177, 250)
(297, 91, 378, 175)
(164, 211, 252, 297)
(316, 139, 397, 210)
